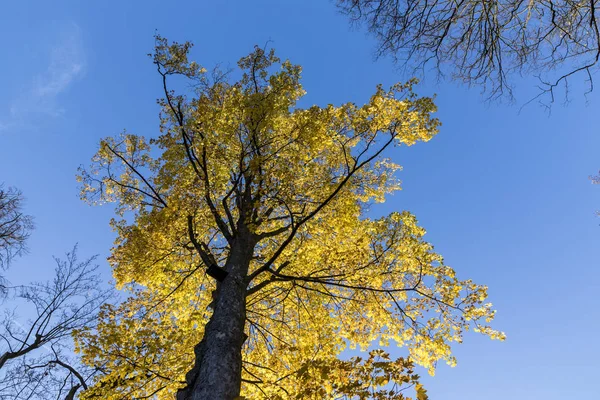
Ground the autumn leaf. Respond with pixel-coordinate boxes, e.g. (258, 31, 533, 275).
(76, 37, 503, 399)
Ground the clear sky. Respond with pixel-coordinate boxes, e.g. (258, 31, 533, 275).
(1, 1, 599, 398)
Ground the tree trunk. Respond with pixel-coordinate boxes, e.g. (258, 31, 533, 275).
(177, 233, 254, 400)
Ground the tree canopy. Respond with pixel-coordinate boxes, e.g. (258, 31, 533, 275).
(338, 0, 600, 101)
(76, 38, 504, 399)
(0, 184, 33, 269)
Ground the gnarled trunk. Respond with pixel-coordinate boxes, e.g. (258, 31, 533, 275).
(177, 233, 254, 400)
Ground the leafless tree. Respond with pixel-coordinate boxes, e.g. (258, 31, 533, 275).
(0, 248, 112, 400)
(0, 185, 33, 269)
(337, 0, 600, 102)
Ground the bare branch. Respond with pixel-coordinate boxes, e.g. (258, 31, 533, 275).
(338, 0, 600, 102)
(0, 184, 33, 269)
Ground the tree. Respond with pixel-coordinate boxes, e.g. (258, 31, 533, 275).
(77, 37, 504, 399)
(0, 182, 109, 399)
(337, 0, 600, 101)
(0, 248, 111, 400)
(0, 184, 33, 269)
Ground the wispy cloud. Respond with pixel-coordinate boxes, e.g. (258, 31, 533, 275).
(1, 23, 85, 131)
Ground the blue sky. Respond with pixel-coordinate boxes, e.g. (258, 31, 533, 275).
(1, 1, 599, 398)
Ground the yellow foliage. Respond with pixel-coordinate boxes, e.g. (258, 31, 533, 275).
(76, 37, 503, 399)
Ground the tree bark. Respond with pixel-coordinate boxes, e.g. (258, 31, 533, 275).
(177, 232, 254, 400)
